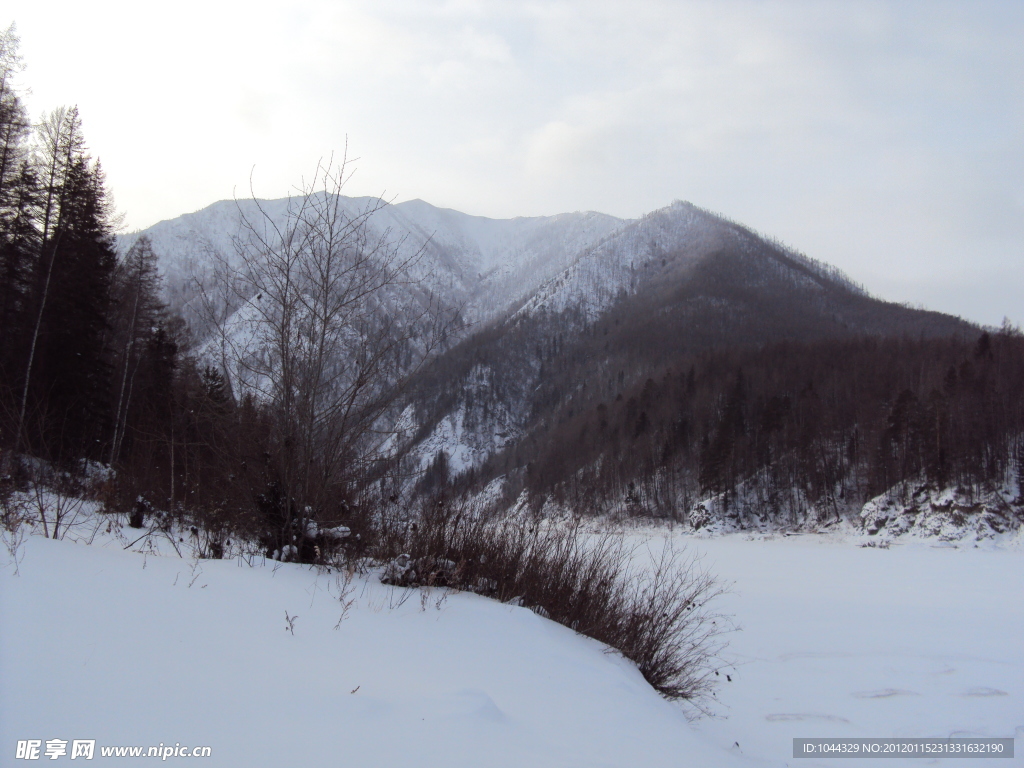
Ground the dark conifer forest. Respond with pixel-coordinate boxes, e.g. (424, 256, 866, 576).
(459, 327, 1024, 526)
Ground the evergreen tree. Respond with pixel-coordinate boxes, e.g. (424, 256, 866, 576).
(0, 162, 40, 388)
(0, 22, 35, 425)
(0, 23, 29, 206)
(44, 158, 116, 458)
(108, 234, 167, 463)
(17, 116, 118, 462)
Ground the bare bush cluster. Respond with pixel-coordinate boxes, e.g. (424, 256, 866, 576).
(376, 502, 729, 704)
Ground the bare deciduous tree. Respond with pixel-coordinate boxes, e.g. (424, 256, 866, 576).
(195, 153, 455, 558)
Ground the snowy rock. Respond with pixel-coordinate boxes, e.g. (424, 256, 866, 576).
(381, 554, 414, 585)
(472, 576, 498, 595)
(319, 525, 351, 541)
(380, 554, 461, 588)
(860, 484, 1023, 541)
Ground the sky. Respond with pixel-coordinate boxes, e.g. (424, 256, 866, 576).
(9, 0, 1023, 327)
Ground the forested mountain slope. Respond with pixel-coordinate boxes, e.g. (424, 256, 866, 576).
(115, 194, 1023, 537)
(386, 203, 1021, 537)
(398, 202, 978, 477)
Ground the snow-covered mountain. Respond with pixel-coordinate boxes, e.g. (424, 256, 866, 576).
(121, 196, 625, 333)
(123, 194, 875, 348)
(123, 195, 998, 535)
(390, 200, 974, 489)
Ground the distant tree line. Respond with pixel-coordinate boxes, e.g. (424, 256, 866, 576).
(463, 329, 1024, 525)
(408, 244, 1020, 525)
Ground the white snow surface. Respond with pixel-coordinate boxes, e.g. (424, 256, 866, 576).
(0, 516, 744, 767)
(2, 513, 1021, 767)
(637, 530, 1024, 767)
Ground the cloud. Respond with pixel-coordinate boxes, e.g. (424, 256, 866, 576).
(10, 0, 1023, 325)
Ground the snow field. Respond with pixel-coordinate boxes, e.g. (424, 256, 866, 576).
(1, 532, 746, 767)
(648, 533, 1024, 767)
(2, 518, 1020, 767)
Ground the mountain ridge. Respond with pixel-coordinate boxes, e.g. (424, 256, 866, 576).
(117, 193, 1019, 537)
(120, 195, 627, 332)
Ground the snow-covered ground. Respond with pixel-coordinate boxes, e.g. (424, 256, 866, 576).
(648, 531, 1024, 767)
(2, 516, 1020, 766)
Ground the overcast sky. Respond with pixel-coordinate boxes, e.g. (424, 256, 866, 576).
(11, 0, 1023, 326)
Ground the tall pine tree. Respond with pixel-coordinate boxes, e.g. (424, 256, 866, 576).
(13, 108, 118, 462)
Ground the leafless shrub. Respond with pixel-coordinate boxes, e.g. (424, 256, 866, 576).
(0, 477, 31, 574)
(376, 501, 729, 706)
(25, 464, 90, 540)
(332, 565, 358, 629)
